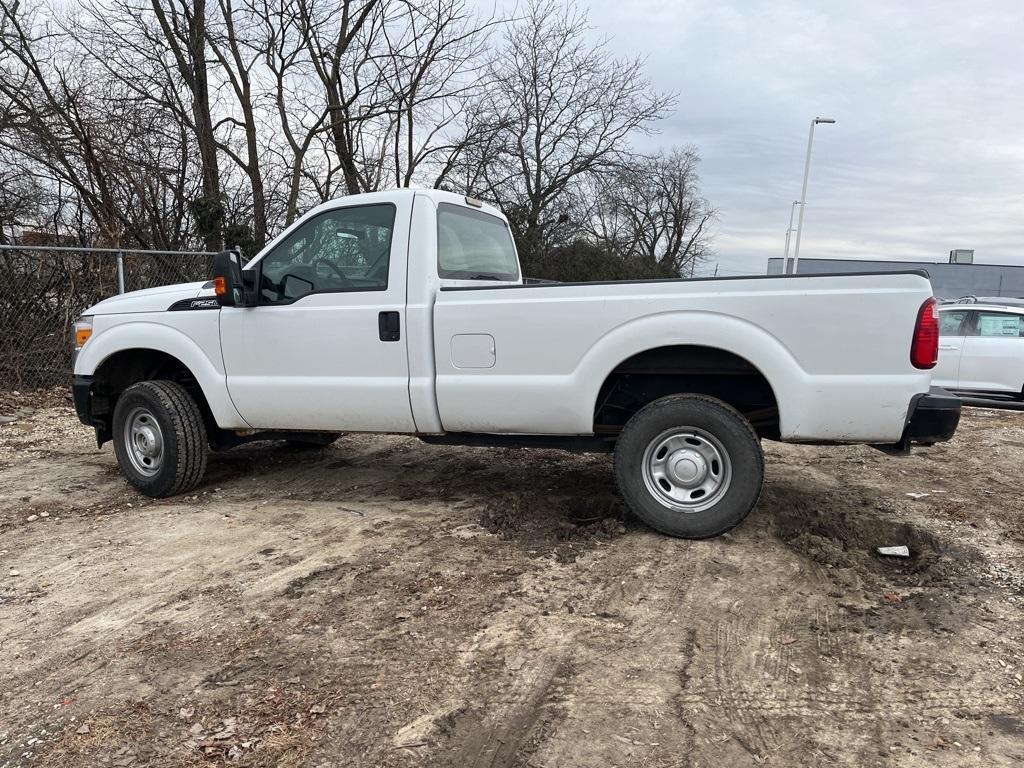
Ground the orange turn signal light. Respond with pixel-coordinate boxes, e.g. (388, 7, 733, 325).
(75, 328, 92, 347)
(213, 276, 227, 296)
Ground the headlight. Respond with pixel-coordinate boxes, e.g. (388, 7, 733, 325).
(73, 316, 93, 352)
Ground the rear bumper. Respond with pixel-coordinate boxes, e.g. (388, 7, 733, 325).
(905, 387, 961, 444)
(874, 386, 960, 455)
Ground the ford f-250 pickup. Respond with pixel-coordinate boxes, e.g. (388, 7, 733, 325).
(70, 189, 960, 538)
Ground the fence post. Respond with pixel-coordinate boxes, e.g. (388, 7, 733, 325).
(116, 249, 126, 294)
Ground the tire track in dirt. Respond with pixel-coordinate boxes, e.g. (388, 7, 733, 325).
(426, 655, 566, 768)
(523, 534, 712, 766)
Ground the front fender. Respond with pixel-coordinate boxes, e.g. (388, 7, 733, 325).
(74, 319, 249, 429)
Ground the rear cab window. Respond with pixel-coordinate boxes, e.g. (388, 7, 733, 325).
(437, 203, 519, 281)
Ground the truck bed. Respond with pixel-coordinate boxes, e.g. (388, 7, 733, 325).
(430, 271, 935, 442)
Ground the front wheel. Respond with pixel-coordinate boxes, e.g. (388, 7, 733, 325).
(614, 394, 763, 539)
(112, 380, 208, 498)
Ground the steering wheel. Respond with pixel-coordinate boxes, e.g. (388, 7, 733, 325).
(311, 258, 352, 285)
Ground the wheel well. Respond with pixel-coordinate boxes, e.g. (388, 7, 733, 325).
(89, 349, 217, 444)
(594, 345, 780, 439)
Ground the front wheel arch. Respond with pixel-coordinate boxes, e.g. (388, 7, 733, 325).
(89, 348, 218, 447)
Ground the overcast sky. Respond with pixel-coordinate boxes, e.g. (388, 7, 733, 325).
(539, 0, 1024, 276)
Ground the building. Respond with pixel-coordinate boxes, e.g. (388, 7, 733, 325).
(766, 257, 1024, 300)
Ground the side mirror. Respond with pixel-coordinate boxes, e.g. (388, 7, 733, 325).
(212, 251, 248, 307)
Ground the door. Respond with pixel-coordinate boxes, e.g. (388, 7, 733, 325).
(932, 308, 970, 390)
(957, 310, 1024, 395)
(219, 200, 417, 432)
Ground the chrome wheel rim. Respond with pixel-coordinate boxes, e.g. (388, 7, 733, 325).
(641, 427, 732, 513)
(123, 406, 164, 477)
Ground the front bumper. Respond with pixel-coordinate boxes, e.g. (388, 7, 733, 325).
(874, 386, 961, 455)
(73, 374, 112, 446)
(72, 374, 94, 426)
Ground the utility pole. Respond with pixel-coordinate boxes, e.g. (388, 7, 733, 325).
(782, 200, 801, 274)
(791, 117, 835, 274)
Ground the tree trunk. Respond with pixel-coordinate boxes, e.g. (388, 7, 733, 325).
(188, 0, 222, 250)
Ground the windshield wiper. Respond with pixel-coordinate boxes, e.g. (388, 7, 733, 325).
(465, 273, 502, 280)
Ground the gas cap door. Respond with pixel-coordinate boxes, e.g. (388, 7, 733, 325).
(450, 334, 496, 369)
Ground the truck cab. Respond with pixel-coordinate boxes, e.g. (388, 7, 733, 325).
(216, 190, 519, 433)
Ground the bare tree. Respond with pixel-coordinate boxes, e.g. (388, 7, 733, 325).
(462, 0, 673, 270)
(0, 0, 714, 282)
(373, 0, 498, 189)
(586, 148, 715, 277)
(0, 0, 200, 248)
(147, 0, 224, 249)
(294, 0, 382, 195)
(203, 0, 269, 249)
(252, 0, 330, 224)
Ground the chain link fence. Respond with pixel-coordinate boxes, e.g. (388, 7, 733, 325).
(0, 245, 218, 389)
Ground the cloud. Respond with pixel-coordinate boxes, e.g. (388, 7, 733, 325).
(574, 0, 1024, 274)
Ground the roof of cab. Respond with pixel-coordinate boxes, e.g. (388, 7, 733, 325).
(312, 188, 503, 218)
(246, 188, 506, 266)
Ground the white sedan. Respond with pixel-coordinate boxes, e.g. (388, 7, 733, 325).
(934, 303, 1024, 401)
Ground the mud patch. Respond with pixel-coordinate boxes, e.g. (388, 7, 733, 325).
(769, 484, 982, 587)
(479, 492, 633, 562)
(282, 563, 352, 598)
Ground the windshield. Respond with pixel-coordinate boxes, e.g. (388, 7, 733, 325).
(437, 203, 520, 281)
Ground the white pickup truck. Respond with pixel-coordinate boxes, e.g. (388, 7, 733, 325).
(71, 189, 959, 538)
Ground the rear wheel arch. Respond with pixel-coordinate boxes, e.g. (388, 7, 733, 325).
(594, 344, 781, 439)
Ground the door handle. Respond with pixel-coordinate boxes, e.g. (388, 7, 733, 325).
(378, 311, 400, 342)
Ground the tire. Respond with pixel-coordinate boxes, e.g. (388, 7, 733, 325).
(112, 380, 208, 498)
(614, 394, 763, 539)
(284, 433, 341, 450)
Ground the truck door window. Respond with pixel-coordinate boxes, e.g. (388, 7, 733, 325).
(257, 204, 396, 304)
(437, 203, 520, 281)
(938, 310, 968, 336)
(975, 312, 1024, 338)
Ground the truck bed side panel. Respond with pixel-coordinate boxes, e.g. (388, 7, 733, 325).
(432, 273, 934, 442)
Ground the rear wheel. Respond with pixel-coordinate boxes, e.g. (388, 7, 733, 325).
(112, 380, 208, 498)
(613, 394, 763, 538)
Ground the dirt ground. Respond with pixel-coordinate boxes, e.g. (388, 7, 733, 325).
(1, 392, 1023, 768)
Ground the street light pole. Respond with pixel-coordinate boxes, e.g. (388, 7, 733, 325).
(790, 116, 835, 274)
(782, 200, 800, 273)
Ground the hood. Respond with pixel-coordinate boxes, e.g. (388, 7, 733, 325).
(84, 281, 213, 315)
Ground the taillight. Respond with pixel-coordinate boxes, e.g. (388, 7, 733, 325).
(910, 297, 938, 369)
